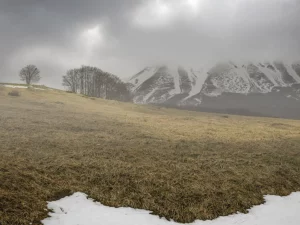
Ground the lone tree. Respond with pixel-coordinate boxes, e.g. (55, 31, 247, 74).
(19, 65, 41, 85)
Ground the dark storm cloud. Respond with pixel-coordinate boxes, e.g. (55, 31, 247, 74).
(0, 0, 300, 88)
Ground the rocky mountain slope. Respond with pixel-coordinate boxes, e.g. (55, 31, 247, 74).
(128, 62, 300, 119)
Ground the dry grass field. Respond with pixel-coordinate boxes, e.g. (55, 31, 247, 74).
(1, 85, 300, 225)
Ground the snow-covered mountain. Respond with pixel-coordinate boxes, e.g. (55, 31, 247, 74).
(128, 62, 300, 119)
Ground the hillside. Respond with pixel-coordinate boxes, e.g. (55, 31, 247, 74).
(1, 85, 300, 225)
(128, 62, 300, 119)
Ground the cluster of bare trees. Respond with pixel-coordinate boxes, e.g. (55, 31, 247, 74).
(62, 66, 131, 101)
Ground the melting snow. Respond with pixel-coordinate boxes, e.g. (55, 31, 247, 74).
(3, 85, 47, 90)
(3, 85, 28, 89)
(42, 192, 300, 225)
(286, 95, 299, 101)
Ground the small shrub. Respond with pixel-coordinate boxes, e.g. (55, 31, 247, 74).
(8, 90, 20, 97)
(54, 101, 64, 105)
(183, 117, 194, 121)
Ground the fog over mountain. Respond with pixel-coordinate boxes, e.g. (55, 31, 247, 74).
(0, 0, 300, 88)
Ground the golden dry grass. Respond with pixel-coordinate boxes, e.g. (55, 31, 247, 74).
(1, 86, 300, 225)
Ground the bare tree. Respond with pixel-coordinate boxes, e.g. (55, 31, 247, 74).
(63, 69, 80, 93)
(19, 65, 41, 85)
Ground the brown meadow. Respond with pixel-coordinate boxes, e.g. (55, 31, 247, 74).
(1, 85, 300, 225)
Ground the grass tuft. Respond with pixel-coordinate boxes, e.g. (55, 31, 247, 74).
(8, 90, 20, 97)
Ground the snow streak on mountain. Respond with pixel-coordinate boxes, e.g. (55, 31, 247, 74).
(129, 62, 300, 104)
(128, 62, 300, 119)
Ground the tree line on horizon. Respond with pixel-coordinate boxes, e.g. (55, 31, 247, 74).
(18, 64, 132, 102)
(62, 66, 131, 101)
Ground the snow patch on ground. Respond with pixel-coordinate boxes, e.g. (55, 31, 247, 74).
(3, 85, 47, 90)
(42, 192, 300, 225)
(286, 95, 299, 101)
(3, 85, 28, 89)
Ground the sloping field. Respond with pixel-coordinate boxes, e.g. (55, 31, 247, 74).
(1, 85, 300, 225)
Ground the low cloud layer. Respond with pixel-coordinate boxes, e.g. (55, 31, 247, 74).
(0, 0, 299, 88)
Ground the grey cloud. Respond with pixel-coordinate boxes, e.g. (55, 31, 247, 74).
(0, 0, 299, 88)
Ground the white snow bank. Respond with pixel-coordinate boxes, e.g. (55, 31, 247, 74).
(33, 87, 46, 90)
(3, 85, 47, 90)
(3, 85, 28, 89)
(42, 192, 300, 225)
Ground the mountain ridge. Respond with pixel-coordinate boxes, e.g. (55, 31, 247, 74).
(128, 61, 300, 119)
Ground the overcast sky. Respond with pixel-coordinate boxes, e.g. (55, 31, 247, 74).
(0, 0, 300, 88)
